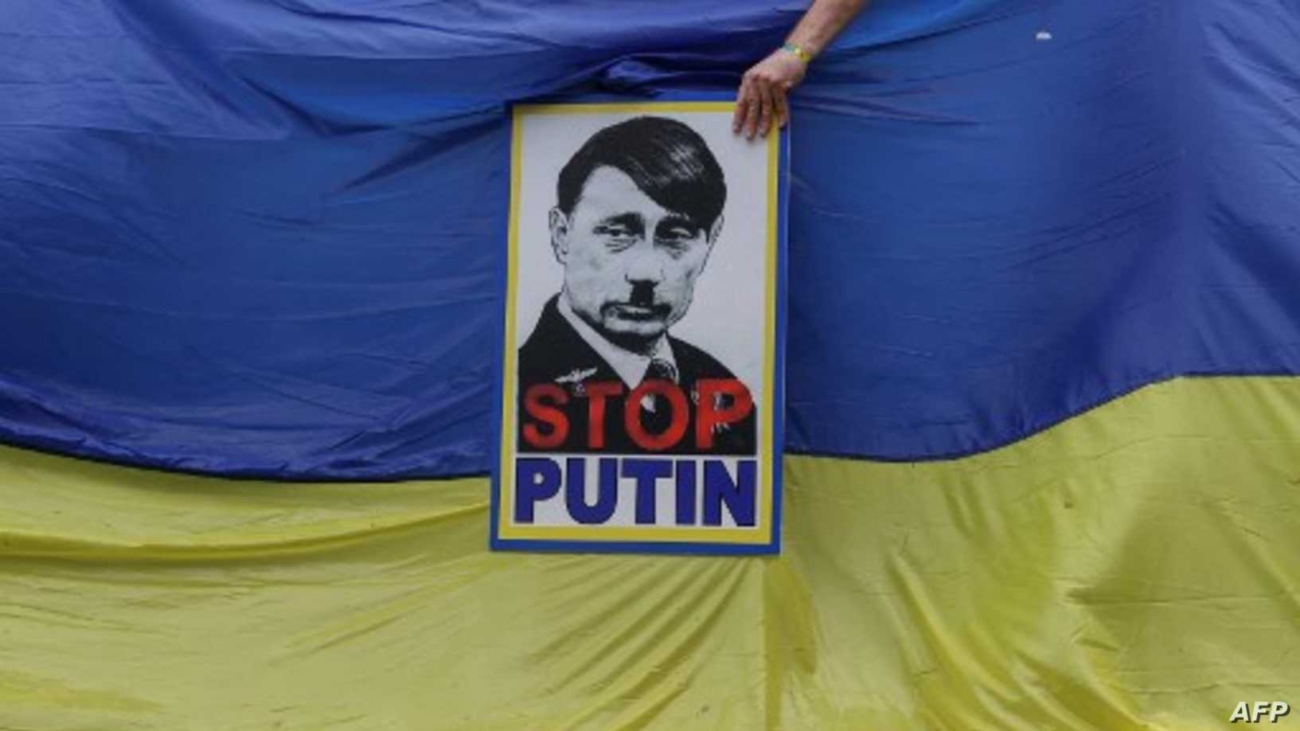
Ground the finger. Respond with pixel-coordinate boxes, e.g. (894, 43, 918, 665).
(742, 90, 760, 140)
(774, 84, 790, 129)
(735, 76, 759, 134)
(757, 79, 777, 138)
(746, 95, 761, 140)
(745, 78, 768, 140)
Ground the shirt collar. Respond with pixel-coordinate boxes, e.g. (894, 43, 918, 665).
(557, 294, 676, 388)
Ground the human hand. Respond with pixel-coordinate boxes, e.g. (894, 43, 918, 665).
(733, 48, 807, 139)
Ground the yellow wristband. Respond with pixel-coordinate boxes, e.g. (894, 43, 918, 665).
(781, 42, 813, 64)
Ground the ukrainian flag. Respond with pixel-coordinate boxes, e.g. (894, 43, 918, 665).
(2, 1, 1297, 728)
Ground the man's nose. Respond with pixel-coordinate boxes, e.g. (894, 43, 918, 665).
(623, 248, 665, 285)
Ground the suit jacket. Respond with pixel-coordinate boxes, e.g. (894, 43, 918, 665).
(517, 296, 757, 455)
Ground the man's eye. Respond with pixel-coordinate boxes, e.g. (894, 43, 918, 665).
(596, 226, 634, 238)
(658, 229, 695, 249)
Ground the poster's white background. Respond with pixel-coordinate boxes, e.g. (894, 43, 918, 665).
(513, 109, 771, 410)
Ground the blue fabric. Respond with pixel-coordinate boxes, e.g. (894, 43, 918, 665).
(2, 0, 1298, 478)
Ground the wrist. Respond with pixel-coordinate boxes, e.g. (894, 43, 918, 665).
(780, 41, 814, 65)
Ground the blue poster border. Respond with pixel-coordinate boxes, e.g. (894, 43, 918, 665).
(488, 90, 789, 556)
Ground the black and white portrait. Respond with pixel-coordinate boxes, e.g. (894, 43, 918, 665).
(511, 111, 772, 457)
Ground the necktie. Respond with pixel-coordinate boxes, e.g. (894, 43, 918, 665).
(645, 358, 678, 385)
(640, 359, 679, 437)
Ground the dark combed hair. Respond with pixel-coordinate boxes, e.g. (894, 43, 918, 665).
(556, 116, 727, 232)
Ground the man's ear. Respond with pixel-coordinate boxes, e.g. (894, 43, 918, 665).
(548, 208, 570, 264)
(695, 215, 724, 272)
(707, 215, 724, 247)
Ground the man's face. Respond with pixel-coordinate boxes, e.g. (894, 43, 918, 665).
(551, 166, 721, 352)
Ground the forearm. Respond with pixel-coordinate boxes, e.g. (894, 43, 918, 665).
(785, 0, 868, 58)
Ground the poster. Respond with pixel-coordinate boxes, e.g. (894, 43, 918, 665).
(491, 99, 787, 554)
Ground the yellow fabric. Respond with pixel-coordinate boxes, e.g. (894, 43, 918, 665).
(1, 376, 1298, 729)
